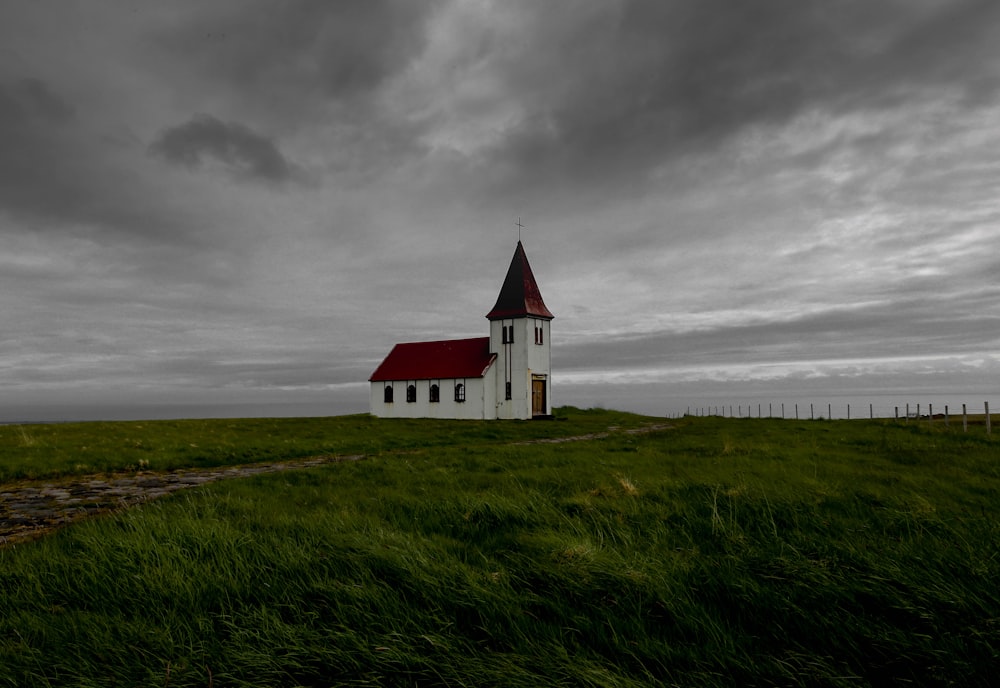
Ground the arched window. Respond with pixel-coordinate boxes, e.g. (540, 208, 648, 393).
(429, 384, 440, 403)
(406, 384, 417, 403)
(384, 385, 393, 403)
(454, 382, 465, 402)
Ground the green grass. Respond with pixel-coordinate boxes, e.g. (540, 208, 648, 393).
(1, 412, 998, 686)
(0, 407, 648, 482)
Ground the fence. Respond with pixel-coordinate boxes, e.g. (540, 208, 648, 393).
(676, 401, 994, 435)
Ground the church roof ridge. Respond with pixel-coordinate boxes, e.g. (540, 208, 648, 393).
(369, 336, 495, 382)
(485, 240, 554, 321)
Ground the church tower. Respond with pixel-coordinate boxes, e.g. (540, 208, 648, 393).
(486, 241, 554, 419)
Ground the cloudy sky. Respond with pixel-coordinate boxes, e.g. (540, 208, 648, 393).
(2, 0, 999, 420)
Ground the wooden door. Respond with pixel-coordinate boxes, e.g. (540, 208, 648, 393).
(532, 377, 546, 416)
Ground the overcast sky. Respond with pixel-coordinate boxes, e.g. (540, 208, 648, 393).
(2, 0, 998, 419)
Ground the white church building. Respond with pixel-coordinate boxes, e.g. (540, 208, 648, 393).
(369, 241, 554, 420)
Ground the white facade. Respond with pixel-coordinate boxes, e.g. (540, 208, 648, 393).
(369, 376, 495, 420)
(489, 317, 551, 419)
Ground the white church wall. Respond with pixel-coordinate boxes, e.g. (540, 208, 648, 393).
(489, 317, 551, 419)
(529, 317, 552, 416)
(369, 377, 489, 419)
(483, 368, 498, 419)
(527, 318, 550, 372)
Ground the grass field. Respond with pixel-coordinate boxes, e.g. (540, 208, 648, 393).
(0, 409, 651, 482)
(1, 409, 998, 686)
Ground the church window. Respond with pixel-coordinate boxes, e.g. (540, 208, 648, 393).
(534, 324, 544, 345)
(384, 385, 393, 403)
(406, 384, 416, 403)
(454, 382, 465, 402)
(429, 384, 440, 403)
(502, 324, 514, 343)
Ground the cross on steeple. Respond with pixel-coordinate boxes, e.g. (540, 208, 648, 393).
(515, 217, 524, 242)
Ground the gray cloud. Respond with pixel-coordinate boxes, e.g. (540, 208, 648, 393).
(461, 0, 1000, 198)
(556, 294, 1000, 378)
(0, 77, 80, 220)
(150, 114, 300, 184)
(0, 76, 207, 246)
(152, 0, 442, 115)
(0, 77, 75, 123)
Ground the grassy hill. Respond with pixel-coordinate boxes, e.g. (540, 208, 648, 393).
(1, 409, 998, 686)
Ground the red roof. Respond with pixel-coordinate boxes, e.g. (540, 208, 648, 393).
(369, 337, 496, 382)
(486, 241, 554, 321)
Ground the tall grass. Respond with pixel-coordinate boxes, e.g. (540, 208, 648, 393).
(1, 415, 998, 686)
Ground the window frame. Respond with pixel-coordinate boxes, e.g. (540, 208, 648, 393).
(502, 324, 514, 344)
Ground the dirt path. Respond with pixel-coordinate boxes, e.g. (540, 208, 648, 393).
(1, 423, 672, 547)
(0, 454, 363, 547)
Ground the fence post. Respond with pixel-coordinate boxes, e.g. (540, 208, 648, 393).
(929, 404, 933, 426)
(782, 403, 785, 418)
(945, 405, 949, 428)
(906, 403, 909, 423)
(895, 406, 899, 421)
(828, 403, 832, 420)
(811, 403, 814, 420)
(963, 404, 967, 432)
(987, 402, 992, 436)
(795, 404, 799, 420)
(870, 403, 873, 419)
(769, 403, 772, 418)
(847, 404, 851, 420)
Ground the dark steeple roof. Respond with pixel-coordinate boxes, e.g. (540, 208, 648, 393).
(486, 241, 554, 321)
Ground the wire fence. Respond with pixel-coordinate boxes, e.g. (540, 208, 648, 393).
(675, 400, 994, 434)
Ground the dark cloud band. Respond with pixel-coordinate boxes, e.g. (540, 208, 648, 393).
(150, 114, 299, 185)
